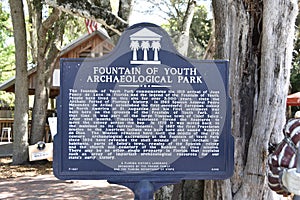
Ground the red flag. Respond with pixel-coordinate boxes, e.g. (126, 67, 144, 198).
(85, 19, 98, 34)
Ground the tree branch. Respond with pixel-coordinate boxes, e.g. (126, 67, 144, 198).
(44, 0, 129, 36)
(39, 8, 61, 54)
(42, 8, 61, 31)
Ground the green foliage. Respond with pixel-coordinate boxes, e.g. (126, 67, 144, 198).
(287, 13, 300, 114)
(290, 15, 300, 94)
(0, 2, 14, 82)
(0, 2, 12, 44)
(190, 6, 212, 50)
(0, 44, 14, 81)
(0, 2, 15, 108)
(162, 3, 212, 59)
(0, 91, 14, 108)
(57, 14, 87, 47)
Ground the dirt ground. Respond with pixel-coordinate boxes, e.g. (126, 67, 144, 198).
(0, 157, 134, 199)
(0, 157, 53, 179)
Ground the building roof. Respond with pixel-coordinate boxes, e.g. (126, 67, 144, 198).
(0, 29, 113, 97)
(59, 29, 112, 56)
(0, 67, 36, 93)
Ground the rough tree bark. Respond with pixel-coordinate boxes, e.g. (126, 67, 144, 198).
(44, 0, 298, 199)
(31, 0, 132, 145)
(26, 0, 40, 65)
(204, 0, 298, 200)
(29, 5, 61, 145)
(9, 0, 29, 164)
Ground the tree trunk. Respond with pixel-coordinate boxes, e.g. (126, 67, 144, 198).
(176, 0, 196, 57)
(26, 0, 41, 65)
(43, 0, 298, 199)
(156, 1, 199, 199)
(30, 69, 48, 144)
(29, 7, 61, 144)
(204, 0, 298, 200)
(31, 0, 133, 144)
(9, 0, 29, 164)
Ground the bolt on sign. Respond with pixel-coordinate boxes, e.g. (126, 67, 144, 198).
(54, 23, 233, 198)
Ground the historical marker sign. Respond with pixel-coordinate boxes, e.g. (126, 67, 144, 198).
(54, 23, 233, 186)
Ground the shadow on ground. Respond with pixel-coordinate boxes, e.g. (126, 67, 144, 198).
(0, 175, 134, 200)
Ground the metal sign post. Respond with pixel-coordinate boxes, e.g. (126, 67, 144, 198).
(53, 23, 234, 199)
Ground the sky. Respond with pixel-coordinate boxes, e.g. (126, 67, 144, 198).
(129, 0, 212, 26)
(129, 1, 168, 26)
(1, 0, 9, 11)
(2, 0, 212, 34)
(2, 0, 212, 25)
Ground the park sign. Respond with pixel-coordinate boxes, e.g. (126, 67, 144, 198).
(54, 23, 233, 197)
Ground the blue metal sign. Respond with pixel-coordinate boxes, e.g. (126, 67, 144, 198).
(54, 23, 233, 198)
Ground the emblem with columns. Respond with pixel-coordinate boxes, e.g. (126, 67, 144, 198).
(130, 28, 162, 64)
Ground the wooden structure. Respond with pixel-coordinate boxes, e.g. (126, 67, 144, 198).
(0, 30, 114, 99)
(287, 92, 300, 106)
(0, 118, 13, 142)
(0, 29, 114, 142)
